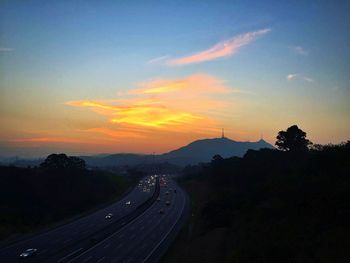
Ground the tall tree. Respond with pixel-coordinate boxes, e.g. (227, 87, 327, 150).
(40, 154, 86, 170)
(275, 125, 312, 152)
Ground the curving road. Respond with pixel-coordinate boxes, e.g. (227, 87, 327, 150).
(68, 177, 188, 263)
(0, 175, 189, 263)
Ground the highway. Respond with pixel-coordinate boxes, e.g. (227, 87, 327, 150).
(0, 175, 189, 263)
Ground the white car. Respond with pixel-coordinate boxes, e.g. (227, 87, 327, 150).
(20, 248, 37, 258)
(105, 213, 113, 219)
(125, 201, 131, 205)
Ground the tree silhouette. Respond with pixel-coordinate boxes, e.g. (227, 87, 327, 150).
(40, 153, 86, 170)
(211, 154, 224, 163)
(275, 125, 312, 152)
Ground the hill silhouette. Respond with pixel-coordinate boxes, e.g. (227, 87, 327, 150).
(160, 137, 273, 166)
(80, 137, 274, 167)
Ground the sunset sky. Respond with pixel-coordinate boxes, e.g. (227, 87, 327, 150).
(1, 1, 349, 157)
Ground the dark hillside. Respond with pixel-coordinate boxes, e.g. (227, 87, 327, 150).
(163, 141, 350, 263)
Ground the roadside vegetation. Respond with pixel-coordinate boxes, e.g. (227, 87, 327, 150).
(0, 154, 136, 241)
(163, 125, 350, 263)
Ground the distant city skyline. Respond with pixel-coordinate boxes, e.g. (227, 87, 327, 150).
(1, 1, 349, 157)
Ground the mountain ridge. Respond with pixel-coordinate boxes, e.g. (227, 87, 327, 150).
(81, 137, 274, 167)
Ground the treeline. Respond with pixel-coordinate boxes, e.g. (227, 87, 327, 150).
(179, 129, 350, 262)
(0, 154, 134, 240)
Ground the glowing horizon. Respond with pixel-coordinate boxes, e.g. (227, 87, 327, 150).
(0, 1, 349, 158)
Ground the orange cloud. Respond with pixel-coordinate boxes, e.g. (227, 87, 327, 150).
(133, 74, 230, 95)
(66, 74, 236, 140)
(168, 28, 270, 66)
(11, 137, 85, 144)
(111, 111, 201, 128)
(86, 127, 147, 139)
(68, 100, 202, 128)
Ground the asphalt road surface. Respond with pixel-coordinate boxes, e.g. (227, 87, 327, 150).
(0, 175, 189, 263)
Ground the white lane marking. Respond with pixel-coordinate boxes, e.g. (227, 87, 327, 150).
(142, 189, 186, 263)
(58, 248, 83, 263)
(83, 255, 92, 262)
(97, 256, 106, 262)
(103, 243, 110, 249)
(67, 189, 160, 263)
(113, 183, 177, 263)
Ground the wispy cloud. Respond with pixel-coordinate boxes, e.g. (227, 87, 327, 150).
(167, 28, 271, 66)
(303, 77, 314, 83)
(286, 74, 314, 83)
(66, 74, 237, 139)
(86, 127, 147, 139)
(131, 74, 230, 95)
(290, 46, 308, 55)
(11, 137, 84, 144)
(67, 100, 202, 129)
(287, 74, 298, 80)
(147, 55, 170, 65)
(0, 47, 14, 52)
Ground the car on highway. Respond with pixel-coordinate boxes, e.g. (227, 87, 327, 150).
(159, 209, 165, 214)
(165, 191, 169, 195)
(105, 213, 113, 219)
(166, 201, 170, 206)
(157, 197, 161, 201)
(125, 201, 131, 205)
(174, 189, 177, 193)
(19, 248, 37, 259)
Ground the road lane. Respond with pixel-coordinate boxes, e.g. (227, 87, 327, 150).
(0, 175, 189, 263)
(68, 177, 188, 263)
(0, 176, 157, 262)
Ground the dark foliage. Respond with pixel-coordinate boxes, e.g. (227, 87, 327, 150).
(40, 153, 86, 170)
(276, 125, 312, 152)
(182, 141, 350, 262)
(0, 154, 132, 240)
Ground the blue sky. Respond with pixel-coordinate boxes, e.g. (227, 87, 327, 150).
(1, 1, 349, 157)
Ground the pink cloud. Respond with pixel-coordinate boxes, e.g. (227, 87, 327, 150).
(168, 28, 270, 66)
